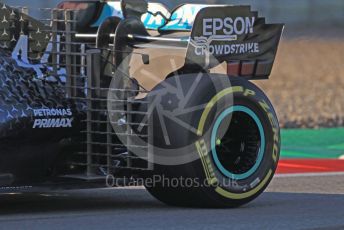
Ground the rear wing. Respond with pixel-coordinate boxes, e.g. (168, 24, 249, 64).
(77, 2, 283, 79)
(0, 2, 283, 80)
(186, 6, 284, 79)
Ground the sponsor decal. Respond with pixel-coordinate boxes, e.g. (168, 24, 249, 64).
(193, 40, 259, 56)
(32, 108, 73, 129)
(202, 17, 255, 36)
(191, 16, 259, 57)
(196, 87, 276, 199)
(259, 99, 279, 163)
(0, 185, 32, 190)
(196, 139, 218, 185)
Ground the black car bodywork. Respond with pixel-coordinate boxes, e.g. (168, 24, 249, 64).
(0, 0, 283, 197)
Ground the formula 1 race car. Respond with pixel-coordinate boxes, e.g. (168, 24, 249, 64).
(0, 0, 283, 208)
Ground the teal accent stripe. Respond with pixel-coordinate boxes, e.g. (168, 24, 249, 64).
(211, 106, 266, 180)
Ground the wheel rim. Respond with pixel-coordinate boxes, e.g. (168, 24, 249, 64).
(211, 106, 265, 180)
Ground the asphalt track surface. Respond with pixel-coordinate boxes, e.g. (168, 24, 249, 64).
(0, 174, 343, 230)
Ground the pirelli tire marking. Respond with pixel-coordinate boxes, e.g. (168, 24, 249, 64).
(195, 86, 279, 200)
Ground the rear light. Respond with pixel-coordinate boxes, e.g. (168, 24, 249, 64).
(227, 61, 240, 77)
(241, 60, 255, 76)
(255, 60, 273, 77)
(227, 60, 273, 78)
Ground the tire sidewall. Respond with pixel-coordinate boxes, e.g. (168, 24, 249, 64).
(145, 75, 281, 207)
(186, 77, 281, 206)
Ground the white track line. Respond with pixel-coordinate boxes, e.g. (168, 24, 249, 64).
(276, 171, 344, 178)
(339, 155, 344, 160)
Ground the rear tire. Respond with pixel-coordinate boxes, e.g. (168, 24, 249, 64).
(144, 74, 280, 208)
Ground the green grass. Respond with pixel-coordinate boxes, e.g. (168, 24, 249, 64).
(281, 128, 344, 159)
